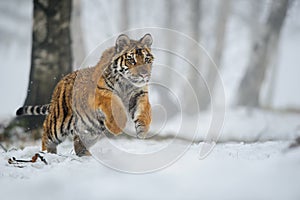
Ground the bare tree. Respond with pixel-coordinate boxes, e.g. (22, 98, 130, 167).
(120, 0, 129, 31)
(145, 0, 180, 118)
(71, 0, 86, 68)
(22, 0, 73, 129)
(165, 0, 176, 73)
(184, 0, 203, 114)
(198, 0, 231, 110)
(237, 0, 291, 107)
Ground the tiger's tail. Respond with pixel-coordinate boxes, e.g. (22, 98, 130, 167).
(16, 104, 50, 116)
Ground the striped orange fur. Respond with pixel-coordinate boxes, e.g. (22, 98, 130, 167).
(17, 34, 154, 156)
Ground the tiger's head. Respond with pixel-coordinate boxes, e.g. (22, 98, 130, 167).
(112, 33, 154, 87)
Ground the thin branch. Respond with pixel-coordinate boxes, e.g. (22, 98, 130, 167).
(0, 142, 7, 152)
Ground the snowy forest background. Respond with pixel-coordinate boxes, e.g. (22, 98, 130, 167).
(1, 0, 299, 144)
(1, 0, 300, 117)
(0, 0, 300, 199)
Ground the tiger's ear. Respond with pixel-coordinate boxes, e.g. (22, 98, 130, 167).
(116, 34, 130, 53)
(140, 33, 153, 48)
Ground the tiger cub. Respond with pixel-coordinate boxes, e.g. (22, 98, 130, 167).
(16, 34, 154, 156)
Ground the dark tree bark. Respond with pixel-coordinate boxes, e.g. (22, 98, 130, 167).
(237, 0, 290, 107)
(22, 0, 73, 129)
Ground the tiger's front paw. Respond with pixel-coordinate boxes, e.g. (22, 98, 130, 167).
(135, 122, 149, 139)
(137, 131, 147, 139)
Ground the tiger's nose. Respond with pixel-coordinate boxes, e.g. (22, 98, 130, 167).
(139, 68, 148, 78)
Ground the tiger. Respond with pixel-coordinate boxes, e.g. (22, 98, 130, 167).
(16, 33, 154, 156)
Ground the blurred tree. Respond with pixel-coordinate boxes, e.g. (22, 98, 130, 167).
(248, 0, 263, 42)
(197, 0, 231, 110)
(165, 0, 176, 75)
(158, 0, 181, 117)
(237, 0, 291, 107)
(185, 0, 203, 114)
(22, 0, 73, 129)
(71, 0, 86, 68)
(120, 0, 129, 31)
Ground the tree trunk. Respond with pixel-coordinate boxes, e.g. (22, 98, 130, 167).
(165, 0, 175, 75)
(156, 0, 180, 117)
(71, 0, 86, 68)
(22, 0, 73, 129)
(184, 0, 203, 114)
(198, 0, 231, 110)
(237, 0, 290, 107)
(120, 0, 129, 31)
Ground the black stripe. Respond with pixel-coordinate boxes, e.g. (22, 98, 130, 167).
(74, 97, 87, 127)
(104, 78, 115, 91)
(76, 111, 90, 129)
(60, 89, 68, 134)
(16, 107, 24, 116)
(73, 116, 81, 134)
(76, 108, 100, 133)
(113, 60, 118, 67)
(97, 85, 113, 93)
(41, 105, 47, 114)
(82, 108, 99, 130)
(129, 91, 148, 115)
(66, 115, 73, 131)
(30, 106, 34, 114)
(73, 92, 98, 128)
(136, 123, 142, 128)
(36, 106, 41, 114)
(47, 131, 53, 142)
(136, 48, 142, 55)
(53, 105, 62, 143)
(48, 118, 54, 142)
(74, 123, 80, 133)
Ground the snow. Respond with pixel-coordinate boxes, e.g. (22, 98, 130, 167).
(151, 108, 300, 143)
(1, 140, 300, 200)
(1, 108, 300, 199)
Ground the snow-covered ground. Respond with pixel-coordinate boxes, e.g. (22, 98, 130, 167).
(153, 108, 300, 142)
(1, 140, 300, 200)
(1, 108, 300, 200)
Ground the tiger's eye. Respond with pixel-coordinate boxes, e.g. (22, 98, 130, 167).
(126, 54, 135, 65)
(145, 57, 152, 63)
(126, 54, 133, 60)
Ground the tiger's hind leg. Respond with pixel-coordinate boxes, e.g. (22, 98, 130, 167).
(42, 116, 67, 154)
(42, 131, 58, 154)
(73, 135, 92, 157)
